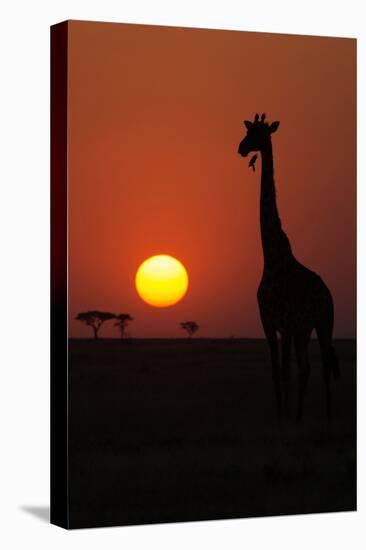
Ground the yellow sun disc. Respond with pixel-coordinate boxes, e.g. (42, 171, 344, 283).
(135, 255, 189, 307)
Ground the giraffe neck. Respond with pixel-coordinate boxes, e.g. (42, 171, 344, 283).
(260, 141, 294, 268)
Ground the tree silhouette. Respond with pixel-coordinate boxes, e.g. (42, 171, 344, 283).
(114, 313, 134, 339)
(180, 321, 199, 338)
(75, 311, 115, 339)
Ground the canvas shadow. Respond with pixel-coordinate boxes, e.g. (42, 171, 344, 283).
(20, 505, 49, 523)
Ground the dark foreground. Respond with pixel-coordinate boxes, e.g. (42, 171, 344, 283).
(69, 338, 356, 528)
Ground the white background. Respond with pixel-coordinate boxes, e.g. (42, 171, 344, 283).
(0, 0, 364, 548)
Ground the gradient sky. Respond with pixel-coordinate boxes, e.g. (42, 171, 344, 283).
(67, 20, 356, 338)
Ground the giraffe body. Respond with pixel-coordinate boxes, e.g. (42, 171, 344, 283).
(238, 113, 338, 423)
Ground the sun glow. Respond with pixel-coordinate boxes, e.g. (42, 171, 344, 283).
(135, 255, 189, 307)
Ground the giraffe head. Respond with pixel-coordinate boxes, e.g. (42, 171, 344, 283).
(238, 113, 280, 157)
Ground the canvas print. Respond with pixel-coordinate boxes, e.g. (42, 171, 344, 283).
(51, 20, 356, 529)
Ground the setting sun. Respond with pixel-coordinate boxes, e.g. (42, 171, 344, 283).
(135, 255, 189, 307)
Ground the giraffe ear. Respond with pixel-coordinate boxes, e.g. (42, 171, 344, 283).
(244, 120, 252, 130)
(269, 121, 280, 133)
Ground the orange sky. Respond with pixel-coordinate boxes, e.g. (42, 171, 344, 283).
(67, 20, 356, 338)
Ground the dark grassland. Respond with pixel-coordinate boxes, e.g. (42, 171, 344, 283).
(68, 338, 356, 528)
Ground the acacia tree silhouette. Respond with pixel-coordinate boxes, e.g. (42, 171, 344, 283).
(114, 313, 134, 339)
(238, 113, 339, 424)
(180, 321, 199, 338)
(75, 311, 115, 339)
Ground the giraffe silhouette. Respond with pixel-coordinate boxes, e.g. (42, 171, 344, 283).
(238, 113, 339, 424)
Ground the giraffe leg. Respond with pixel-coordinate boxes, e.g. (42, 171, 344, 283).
(294, 330, 311, 424)
(319, 337, 333, 426)
(316, 325, 338, 427)
(280, 332, 292, 419)
(265, 331, 282, 419)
